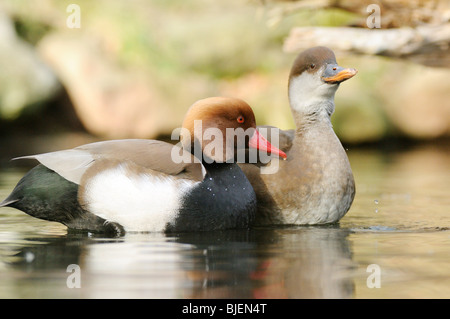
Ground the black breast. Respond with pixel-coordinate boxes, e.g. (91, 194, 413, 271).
(166, 162, 257, 232)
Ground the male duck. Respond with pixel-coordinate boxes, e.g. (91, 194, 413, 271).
(1, 97, 286, 235)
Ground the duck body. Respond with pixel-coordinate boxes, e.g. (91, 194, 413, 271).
(3, 146, 256, 235)
(240, 46, 356, 225)
(243, 120, 354, 225)
(1, 98, 283, 235)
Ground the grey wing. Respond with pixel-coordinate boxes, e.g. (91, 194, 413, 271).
(13, 139, 205, 185)
(14, 149, 95, 185)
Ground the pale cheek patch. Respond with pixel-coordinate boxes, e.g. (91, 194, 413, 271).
(82, 164, 197, 232)
(288, 69, 336, 116)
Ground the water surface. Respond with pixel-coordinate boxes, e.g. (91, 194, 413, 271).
(0, 143, 449, 299)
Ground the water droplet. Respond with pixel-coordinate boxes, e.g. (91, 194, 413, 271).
(24, 252, 35, 263)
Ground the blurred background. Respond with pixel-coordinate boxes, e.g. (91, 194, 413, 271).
(0, 1, 450, 299)
(0, 0, 449, 160)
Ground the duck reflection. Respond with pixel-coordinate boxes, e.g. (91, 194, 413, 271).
(6, 225, 354, 298)
(174, 226, 354, 298)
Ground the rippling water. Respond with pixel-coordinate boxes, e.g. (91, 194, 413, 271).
(0, 143, 449, 299)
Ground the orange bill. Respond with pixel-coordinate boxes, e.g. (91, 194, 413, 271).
(323, 68, 358, 84)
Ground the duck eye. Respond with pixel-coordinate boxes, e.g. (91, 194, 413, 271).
(310, 63, 315, 69)
(237, 115, 245, 124)
(333, 67, 337, 71)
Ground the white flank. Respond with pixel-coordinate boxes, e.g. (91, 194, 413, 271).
(82, 164, 198, 232)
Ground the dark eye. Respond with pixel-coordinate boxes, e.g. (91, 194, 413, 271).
(310, 63, 315, 69)
(237, 115, 244, 124)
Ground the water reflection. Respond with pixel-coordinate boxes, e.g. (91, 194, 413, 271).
(343, 143, 450, 231)
(174, 226, 354, 299)
(1, 226, 354, 299)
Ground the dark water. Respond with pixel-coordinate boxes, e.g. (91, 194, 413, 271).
(0, 143, 449, 298)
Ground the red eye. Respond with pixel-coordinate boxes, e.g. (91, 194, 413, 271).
(237, 115, 245, 124)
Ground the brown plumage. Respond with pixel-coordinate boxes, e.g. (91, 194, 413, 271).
(240, 46, 357, 225)
(289, 46, 337, 81)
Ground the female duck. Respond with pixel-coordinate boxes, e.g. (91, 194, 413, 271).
(240, 47, 356, 225)
(0, 97, 286, 235)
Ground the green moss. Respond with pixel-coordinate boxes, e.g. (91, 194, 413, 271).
(332, 97, 389, 144)
(13, 19, 52, 45)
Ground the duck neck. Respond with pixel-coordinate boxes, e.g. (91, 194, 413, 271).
(288, 77, 337, 133)
(291, 102, 334, 137)
(202, 160, 237, 177)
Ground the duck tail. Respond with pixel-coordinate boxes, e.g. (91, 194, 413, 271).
(0, 198, 18, 208)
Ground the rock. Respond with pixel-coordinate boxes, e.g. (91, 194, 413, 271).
(378, 63, 450, 139)
(333, 56, 450, 143)
(332, 99, 389, 144)
(0, 12, 60, 119)
(37, 32, 174, 139)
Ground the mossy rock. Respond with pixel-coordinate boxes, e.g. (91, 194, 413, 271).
(332, 98, 389, 144)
